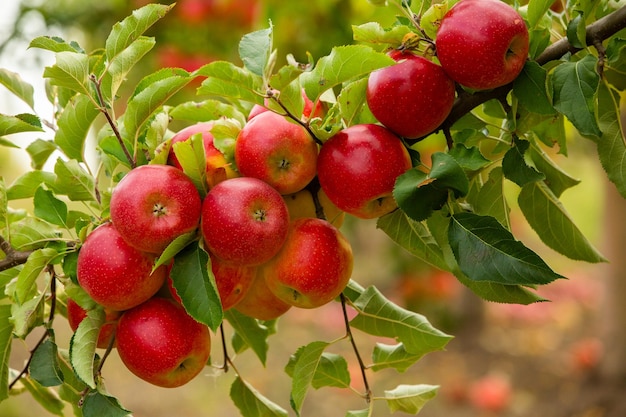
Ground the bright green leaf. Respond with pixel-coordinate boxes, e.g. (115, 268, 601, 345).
(69, 307, 105, 388)
(34, 187, 68, 228)
(153, 230, 198, 272)
(336, 78, 370, 127)
(197, 61, 264, 104)
(29, 36, 83, 53)
(26, 139, 57, 170)
(371, 343, 423, 373)
(9, 216, 60, 251)
(54, 93, 100, 162)
(287, 341, 329, 415)
(230, 376, 288, 417)
(0, 178, 7, 237)
(0, 68, 35, 109)
(448, 212, 564, 285)
(43, 51, 91, 96)
(172, 133, 208, 198)
(239, 24, 274, 78)
(103, 36, 156, 101)
(345, 409, 370, 417)
(384, 384, 439, 414)
(15, 248, 58, 304)
(0, 113, 44, 136)
(29, 338, 65, 387)
(170, 99, 247, 126)
(53, 158, 97, 201)
(6, 171, 57, 200)
(0, 305, 12, 402)
(527, 0, 554, 28)
(351, 22, 411, 48)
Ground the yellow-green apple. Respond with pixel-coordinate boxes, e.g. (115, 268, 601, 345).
(264, 218, 353, 309)
(201, 177, 290, 266)
(367, 50, 455, 139)
(435, 0, 529, 90)
(317, 124, 412, 219)
(66, 298, 122, 349)
(234, 265, 292, 320)
(76, 223, 167, 311)
(115, 297, 211, 388)
(235, 111, 318, 195)
(283, 186, 345, 227)
(109, 164, 202, 254)
(167, 253, 256, 310)
(168, 121, 238, 188)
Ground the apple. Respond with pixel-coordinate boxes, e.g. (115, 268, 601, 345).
(115, 297, 211, 388)
(317, 124, 412, 219)
(109, 164, 202, 254)
(264, 218, 353, 309)
(168, 121, 238, 188)
(234, 264, 292, 320)
(468, 374, 512, 413)
(201, 177, 290, 266)
(283, 186, 345, 227)
(435, 0, 530, 90)
(235, 111, 318, 195)
(66, 298, 122, 349)
(76, 223, 167, 311)
(167, 253, 256, 310)
(367, 50, 455, 139)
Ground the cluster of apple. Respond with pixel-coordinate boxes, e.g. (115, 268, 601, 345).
(66, 0, 531, 390)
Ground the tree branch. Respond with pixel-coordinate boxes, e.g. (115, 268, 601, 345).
(0, 235, 33, 272)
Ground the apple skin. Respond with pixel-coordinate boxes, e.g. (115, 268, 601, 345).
(234, 265, 292, 320)
(235, 111, 318, 195)
(201, 177, 290, 266)
(76, 223, 167, 311)
(317, 124, 412, 219)
(168, 122, 238, 188)
(283, 186, 345, 227)
(435, 0, 530, 90)
(167, 253, 256, 310)
(264, 218, 353, 309)
(115, 297, 211, 388)
(66, 298, 122, 349)
(367, 51, 455, 139)
(109, 164, 202, 254)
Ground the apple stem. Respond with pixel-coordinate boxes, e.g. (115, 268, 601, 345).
(305, 177, 327, 221)
(267, 93, 324, 146)
(340, 293, 372, 402)
(219, 323, 230, 373)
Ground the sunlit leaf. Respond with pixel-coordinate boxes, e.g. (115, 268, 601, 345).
(26, 139, 57, 170)
(29, 36, 83, 53)
(351, 22, 411, 49)
(239, 24, 273, 78)
(0, 305, 12, 402)
(196, 61, 264, 104)
(467, 167, 511, 229)
(230, 377, 288, 417)
(53, 158, 97, 201)
(6, 171, 57, 200)
(15, 248, 58, 304)
(69, 307, 105, 388)
(54, 92, 100, 162)
(0, 68, 35, 109)
(526, 0, 554, 28)
(172, 133, 208, 198)
(170, 99, 247, 126)
(43, 51, 91, 96)
(384, 384, 439, 414)
(371, 343, 423, 373)
(0, 113, 44, 136)
(34, 187, 68, 228)
(528, 145, 580, 197)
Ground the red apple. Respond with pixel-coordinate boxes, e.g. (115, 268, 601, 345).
(468, 374, 512, 413)
(116, 297, 211, 388)
(66, 298, 122, 349)
(76, 223, 167, 311)
(167, 253, 256, 310)
(436, 0, 530, 90)
(367, 50, 455, 139)
(264, 218, 353, 309)
(317, 124, 412, 219)
(168, 122, 238, 188)
(235, 111, 318, 195)
(201, 177, 290, 266)
(234, 265, 292, 320)
(109, 164, 202, 254)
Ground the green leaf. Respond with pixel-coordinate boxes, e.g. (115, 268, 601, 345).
(384, 384, 439, 414)
(29, 36, 83, 53)
(225, 309, 271, 365)
(20, 376, 65, 416)
(69, 307, 105, 388)
(153, 230, 198, 272)
(82, 390, 131, 417)
(0, 68, 35, 109)
(29, 338, 64, 387)
(285, 350, 351, 389)
(395, 152, 469, 222)
(15, 248, 58, 304)
(351, 22, 411, 48)
(336, 78, 371, 127)
(170, 99, 247, 126)
(9, 217, 60, 251)
(448, 143, 490, 172)
(371, 343, 423, 373)
(526, 0, 554, 28)
(196, 61, 264, 104)
(566, 12, 586, 49)
(0, 113, 44, 136)
(551, 54, 601, 137)
(56, 348, 87, 416)
(345, 409, 370, 417)
(467, 167, 511, 229)
(26, 139, 57, 170)
(604, 37, 626, 90)
(104, 36, 156, 100)
(6, 170, 57, 200)
(287, 341, 329, 415)
(377, 210, 448, 271)
(239, 24, 274, 78)
(0, 305, 12, 402)
(124, 68, 192, 140)
(513, 61, 555, 115)
(301, 45, 394, 102)
(53, 159, 97, 201)
(528, 145, 580, 197)
(519, 181, 606, 263)
(230, 376, 288, 417)
(43, 51, 91, 96)
(34, 187, 68, 228)
(349, 286, 453, 356)
(448, 212, 564, 285)
(54, 93, 100, 162)
(502, 136, 545, 187)
(170, 242, 223, 332)
(0, 178, 7, 237)
(172, 133, 208, 198)
(595, 81, 626, 197)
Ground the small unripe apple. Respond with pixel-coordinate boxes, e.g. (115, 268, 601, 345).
(76, 223, 167, 311)
(317, 124, 412, 219)
(367, 50, 455, 139)
(109, 164, 202, 254)
(282, 186, 345, 227)
(264, 218, 353, 309)
(435, 0, 530, 90)
(168, 121, 238, 188)
(116, 297, 211, 388)
(66, 298, 122, 349)
(234, 265, 292, 320)
(235, 111, 318, 195)
(201, 177, 290, 266)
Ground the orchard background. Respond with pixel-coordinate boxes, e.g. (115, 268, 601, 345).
(0, 0, 625, 416)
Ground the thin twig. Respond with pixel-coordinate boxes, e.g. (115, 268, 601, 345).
(220, 323, 229, 373)
(267, 93, 324, 146)
(340, 293, 372, 402)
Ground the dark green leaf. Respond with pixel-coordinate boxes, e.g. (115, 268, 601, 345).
(604, 37, 626, 90)
(513, 61, 555, 115)
(170, 242, 223, 332)
(566, 12, 586, 49)
(468, 167, 511, 228)
(82, 390, 131, 417)
(448, 143, 490, 172)
(225, 309, 271, 365)
(230, 377, 288, 417)
(29, 339, 64, 387)
(528, 145, 580, 197)
(0, 305, 12, 402)
(502, 136, 545, 187)
(384, 384, 439, 414)
(448, 212, 564, 285)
